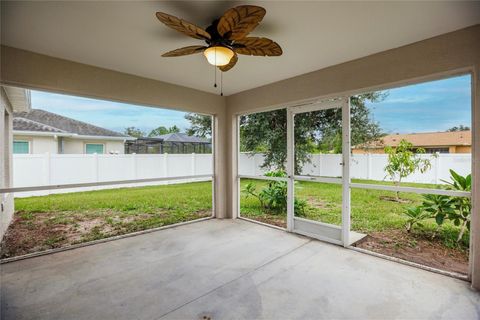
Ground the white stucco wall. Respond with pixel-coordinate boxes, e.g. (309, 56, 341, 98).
(62, 139, 125, 154)
(1, 88, 14, 240)
(13, 135, 57, 154)
(12, 135, 126, 154)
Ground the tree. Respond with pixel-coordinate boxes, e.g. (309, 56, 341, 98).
(148, 125, 180, 137)
(184, 93, 385, 173)
(384, 139, 434, 201)
(447, 125, 470, 132)
(185, 113, 212, 138)
(124, 127, 145, 138)
(240, 92, 386, 173)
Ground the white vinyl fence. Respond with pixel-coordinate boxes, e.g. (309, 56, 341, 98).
(13, 152, 471, 197)
(238, 153, 471, 184)
(13, 153, 213, 197)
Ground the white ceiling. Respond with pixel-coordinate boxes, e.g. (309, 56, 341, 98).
(2, 1, 479, 96)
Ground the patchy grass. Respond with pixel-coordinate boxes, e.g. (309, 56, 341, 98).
(1, 182, 212, 258)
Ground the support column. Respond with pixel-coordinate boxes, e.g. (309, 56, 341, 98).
(225, 107, 238, 219)
(214, 105, 229, 219)
(471, 65, 480, 290)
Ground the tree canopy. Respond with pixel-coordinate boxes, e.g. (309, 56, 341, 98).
(447, 125, 470, 132)
(148, 125, 180, 137)
(241, 93, 386, 173)
(185, 93, 386, 173)
(123, 127, 145, 138)
(184, 113, 212, 138)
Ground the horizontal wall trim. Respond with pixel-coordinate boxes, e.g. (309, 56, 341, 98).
(0, 174, 213, 193)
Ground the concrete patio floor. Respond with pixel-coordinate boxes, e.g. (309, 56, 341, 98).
(1, 219, 479, 320)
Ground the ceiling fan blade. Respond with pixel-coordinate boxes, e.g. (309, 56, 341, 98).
(156, 12, 211, 40)
(218, 53, 238, 72)
(234, 37, 282, 56)
(217, 5, 266, 40)
(162, 46, 207, 57)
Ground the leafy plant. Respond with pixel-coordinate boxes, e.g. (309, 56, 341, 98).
(384, 139, 435, 201)
(415, 170, 471, 242)
(403, 206, 432, 233)
(441, 170, 471, 242)
(243, 171, 307, 216)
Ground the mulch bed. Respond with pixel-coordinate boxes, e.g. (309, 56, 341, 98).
(246, 214, 468, 275)
(353, 229, 468, 275)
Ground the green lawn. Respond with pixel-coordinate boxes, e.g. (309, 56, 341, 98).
(1, 178, 468, 259)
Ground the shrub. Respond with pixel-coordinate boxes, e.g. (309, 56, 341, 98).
(403, 206, 432, 233)
(243, 170, 307, 216)
(406, 170, 471, 242)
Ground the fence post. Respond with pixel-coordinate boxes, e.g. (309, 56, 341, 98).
(367, 153, 372, 180)
(94, 153, 99, 182)
(132, 153, 137, 180)
(434, 154, 440, 184)
(43, 152, 51, 195)
(317, 154, 322, 177)
(163, 153, 168, 181)
(191, 153, 196, 176)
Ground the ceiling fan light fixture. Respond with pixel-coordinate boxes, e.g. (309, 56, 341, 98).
(204, 46, 234, 66)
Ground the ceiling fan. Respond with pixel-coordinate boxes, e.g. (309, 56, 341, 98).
(156, 5, 282, 72)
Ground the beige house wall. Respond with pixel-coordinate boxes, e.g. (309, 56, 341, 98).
(13, 135, 57, 154)
(62, 139, 125, 154)
(0, 88, 14, 239)
(12, 134, 126, 154)
(454, 146, 472, 153)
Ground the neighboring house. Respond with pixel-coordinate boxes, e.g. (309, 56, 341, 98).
(13, 109, 134, 154)
(352, 131, 471, 154)
(125, 132, 211, 154)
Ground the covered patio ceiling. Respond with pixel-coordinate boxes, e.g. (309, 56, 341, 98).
(1, 1, 479, 95)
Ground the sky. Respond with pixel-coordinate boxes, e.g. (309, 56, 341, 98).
(31, 74, 472, 135)
(366, 74, 471, 134)
(31, 92, 191, 135)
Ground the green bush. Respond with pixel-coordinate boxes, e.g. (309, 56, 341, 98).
(243, 170, 307, 216)
(403, 169, 471, 242)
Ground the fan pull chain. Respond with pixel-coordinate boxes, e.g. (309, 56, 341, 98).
(214, 66, 217, 88)
(220, 71, 223, 96)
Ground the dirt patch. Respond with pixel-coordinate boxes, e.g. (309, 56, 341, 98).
(0, 213, 69, 258)
(0, 209, 211, 259)
(247, 215, 287, 228)
(379, 196, 413, 204)
(307, 197, 328, 209)
(354, 229, 468, 275)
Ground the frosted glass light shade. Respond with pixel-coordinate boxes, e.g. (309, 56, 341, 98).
(203, 46, 234, 66)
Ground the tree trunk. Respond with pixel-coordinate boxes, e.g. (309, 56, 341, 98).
(395, 179, 401, 202)
(457, 219, 468, 242)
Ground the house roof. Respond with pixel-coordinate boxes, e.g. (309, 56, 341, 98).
(355, 131, 471, 149)
(150, 132, 210, 144)
(13, 109, 127, 138)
